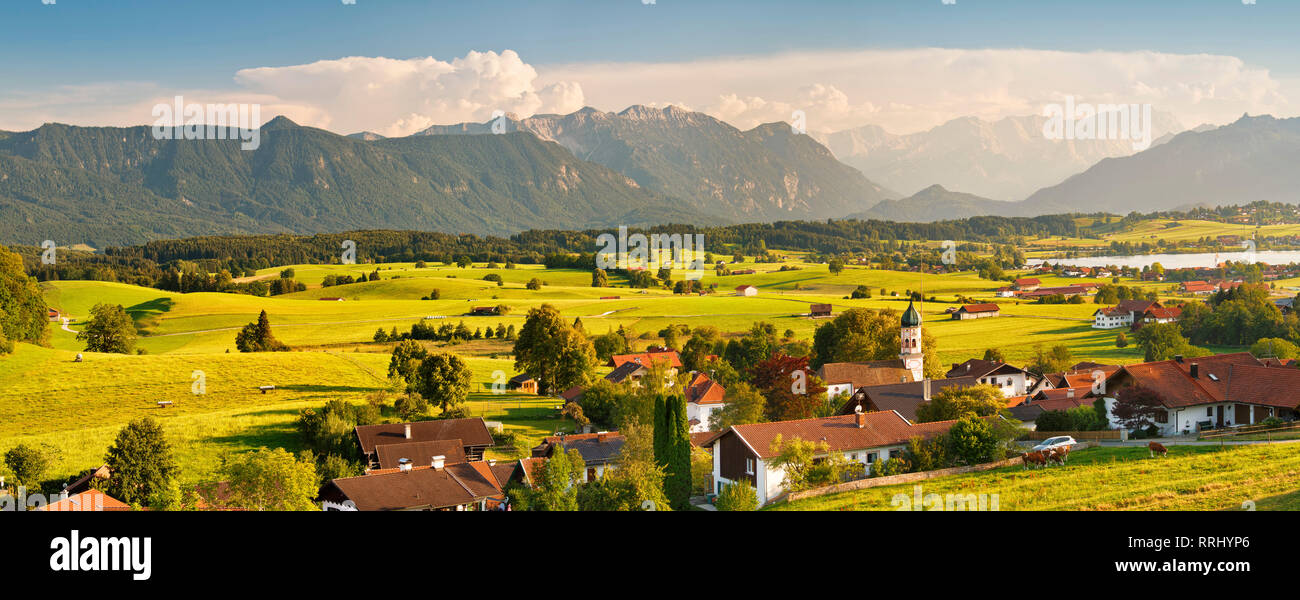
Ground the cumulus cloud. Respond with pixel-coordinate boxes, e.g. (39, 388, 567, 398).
(539, 48, 1297, 134)
(233, 50, 586, 136)
(0, 47, 1294, 137)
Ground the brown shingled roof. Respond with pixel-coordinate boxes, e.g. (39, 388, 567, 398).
(354, 418, 493, 455)
(373, 440, 467, 470)
(324, 463, 502, 511)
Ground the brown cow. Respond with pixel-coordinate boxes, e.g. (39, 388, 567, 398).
(1021, 450, 1047, 469)
(1148, 441, 1168, 458)
(1048, 445, 1070, 466)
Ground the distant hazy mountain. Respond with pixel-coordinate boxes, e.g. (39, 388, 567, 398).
(850, 184, 1019, 222)
(1020, 115, 1300, 214)
(816, 112, 1184, 201)
(0, 117, 710, 247)
(419, 105, 895, 221)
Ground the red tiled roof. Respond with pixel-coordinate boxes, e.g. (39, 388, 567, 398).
(325, 463, 502, 511)
(723, 411, 966, 459)
(1113, 353, 1265, 409)
(609, 351, 683, 369)
(373, 440, 467, 470)
(1223, 364, 1300, 409)
(1015, 278, 1041, 286)
(36, 489, 132, 512)
(958, 303, 1000, 313)
(686, 372, 727, 405)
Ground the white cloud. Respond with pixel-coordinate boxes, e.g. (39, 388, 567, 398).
(0, 47, 1294, 136)
(539, 48, 1297, 133)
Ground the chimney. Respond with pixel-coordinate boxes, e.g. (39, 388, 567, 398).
(923, 378, 932, 401)
(1190, 363, 1199, 379)
(1067, 388, 1075, 399)
(398, 458, 412, 473)
(1174, 355, 1184, 363)
(404, 423, 412, 439)
(489, 459, 497, 467)
(597, 431, 610, 443)
(59, 484, 68, 502)
(431, 455, 445, 469)
(855, 405, 867, 428)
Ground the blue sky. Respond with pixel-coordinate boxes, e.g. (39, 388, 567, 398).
(2, 0, 1297, 134)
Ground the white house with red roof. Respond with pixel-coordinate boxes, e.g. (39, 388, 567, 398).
(1099, 353, 1299, 436)
(684, 371, 727, 433)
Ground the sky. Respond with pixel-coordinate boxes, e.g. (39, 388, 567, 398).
(2, 0, 1298, 136)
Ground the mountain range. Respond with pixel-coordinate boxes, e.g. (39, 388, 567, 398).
(816, 112, 1185, 201)
(419, 105, 894, 222)
(2, 104, 1298, 246)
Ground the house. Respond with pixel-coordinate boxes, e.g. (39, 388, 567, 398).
(532, 432, 626, 482)
(1098, 352, 1299, 435)
(1181, 281, 1217, 294)
(319, 297, 346, 302)
(809, 303, 833, 317)
(1136, 306, 1182, 328)
(1019, 286, 1089, 299)
(685, 372, 727, 433)
(816, 360, 915, 400)
(354, 418, 494, 468)
(735, 285, 758, 297)
(951, 303, 1000, 320)
(1092, 299, 1159, 329)
(605, 351, 682, 386)
(836, 376, 981, 422)
(994, 287, 1016, 298)
(944, 359, 1036, 396)
(47, 308, 61, 322)
(1014, 278, 1041, 291)
(508, 373, 539, 394)
(35, 489, 133, 512)
(706, 410, 969, 505)
(1275, 297, 1295, 314)
(469, 306, 500, 316)
(319, 460, 505, 511)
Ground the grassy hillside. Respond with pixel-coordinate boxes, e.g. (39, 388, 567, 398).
(7, 256, 1244, 487)
(774, 444, 1300, 511)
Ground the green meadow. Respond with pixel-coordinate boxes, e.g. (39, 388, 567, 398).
(4, 257, 1244, 486)
(773, 444, 1300, 511)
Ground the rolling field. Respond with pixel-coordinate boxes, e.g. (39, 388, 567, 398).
(5, 257, 1247, 487)
(773, 444, 1300, 511)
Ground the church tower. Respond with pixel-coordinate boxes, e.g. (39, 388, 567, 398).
(899, 299, 924, 381)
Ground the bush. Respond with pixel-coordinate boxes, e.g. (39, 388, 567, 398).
(714, 480, 759, 511)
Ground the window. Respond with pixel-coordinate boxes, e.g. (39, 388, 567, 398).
(866, 452, 878, 463)
(745, 458, 755, 475)
(1156, 410, 1168, 424)
(1206, 407, 1214, 417)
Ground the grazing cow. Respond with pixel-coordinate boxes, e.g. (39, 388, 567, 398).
(1148, 441, 1168, 458)
(1048, 446, 1070, 466)
(1021, 450, 1047, 469)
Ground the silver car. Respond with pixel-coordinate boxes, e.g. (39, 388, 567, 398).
(1032, 435, 1077, 452)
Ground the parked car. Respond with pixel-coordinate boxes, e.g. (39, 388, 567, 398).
(1031, 436, 1077, 452)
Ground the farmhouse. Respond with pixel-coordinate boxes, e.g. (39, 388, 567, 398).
(469, 306, 500, 316)
(508, 373, 539, 394)
(1013, 278, 1041, 291)
(532, 431, 625, 482)
(354, 418, 494, 467)
(1137, 306, 1182, 328)
(1181, 281, 1216, 294)
(1092, 299, 1159, 329)
(1019, 285, 1089, 299)
(817, 360, 914, 400)
(944, 359, 1036, 396)
(735, 285, 758, 297)
(706, 410, 965, 505)
(685, 371, 727, 433)
(951, 303, 1000, 320)
(809, 303, 832, 317)
(47, 308, 61, 321)
(319, 460, 505, 511)
(1099, 353, 1300, 435)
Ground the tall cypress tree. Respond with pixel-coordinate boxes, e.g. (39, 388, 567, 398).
(663, 394, 693, 510)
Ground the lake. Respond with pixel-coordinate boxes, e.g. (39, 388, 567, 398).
(1042, 250, 1300, 270)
